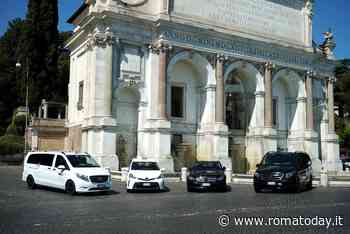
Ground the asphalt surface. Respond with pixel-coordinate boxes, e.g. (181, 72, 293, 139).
(0, 166, 350, 234)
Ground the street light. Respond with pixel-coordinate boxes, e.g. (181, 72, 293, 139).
(15, 58, 29, 154)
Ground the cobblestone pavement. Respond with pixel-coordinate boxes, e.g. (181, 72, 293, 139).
(0, 166, 349, 234)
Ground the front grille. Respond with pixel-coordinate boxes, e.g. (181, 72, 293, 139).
(134, 182, 159, 189)
(138, 177, 155, 181)
(90, 175, 109, 183)
(260, 172, 283, 181)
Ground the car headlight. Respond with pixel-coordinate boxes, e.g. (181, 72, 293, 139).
(76, 173, 89, 182)
(218, 175, 225, 181)
(285, 172, 295, 178)
(196, 176, 205, 182)
(187, 175, 195, 180)
(129, 173, 136, 179)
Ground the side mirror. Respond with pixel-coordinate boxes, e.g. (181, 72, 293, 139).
(160, 168, 166, 173)
(256, 163, 261, 168)
(57, 165, 66, 171)
(222, 166, 226, 171)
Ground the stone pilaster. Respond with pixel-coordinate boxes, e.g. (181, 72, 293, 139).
(81, 28, 119, 170)
(264, 62, 273, 128)
(324, 77, 342, 174)
(215, 55, 225, 124)
(306, 71, 314, 131)
(327, 77, 335, 133)
(141, 40, 174, 172)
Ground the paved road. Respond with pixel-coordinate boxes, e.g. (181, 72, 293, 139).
(0, 166, 350, 234)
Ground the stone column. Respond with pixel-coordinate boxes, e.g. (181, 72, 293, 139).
(306, 71, 314, 130)
(327, 77, 335, 133)
(105, 36, 114, 117)
(215, 55, 225, 123)
(158, 45, 168, 120)
(264, 62, 273, 128)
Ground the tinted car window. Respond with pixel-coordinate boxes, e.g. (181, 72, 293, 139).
(67, 155, 100, 168)
(55, 155, 69, 169)
(191, 161, 222, 170)
(38, 154, 54, 166)
(262, 153, 296, 167)
(27, 154, 39, 164)
(131, 162, 160, 170)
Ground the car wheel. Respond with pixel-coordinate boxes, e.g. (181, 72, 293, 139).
(187, 186, 194, 192)
(220, 184, 227, 192)
(306, 175, 313, 190)
(254, 184, 262, 193)
(66, 180, 76, 195)
(293, 178, 302, 193)
(26, 175, 36, 189)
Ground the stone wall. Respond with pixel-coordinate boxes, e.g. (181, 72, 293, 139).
(65, 126, 82, 152)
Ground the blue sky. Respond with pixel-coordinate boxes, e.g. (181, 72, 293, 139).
(0, 0, 349, 59)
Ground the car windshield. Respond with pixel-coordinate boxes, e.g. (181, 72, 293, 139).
(192, 162, 222, 170)
(262, 154, 296, 167)
(131, 162, 160, 170)
(67, 155, 100, 168)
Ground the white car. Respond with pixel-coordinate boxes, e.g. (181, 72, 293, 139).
(126, 159, 165, 192)
(22, 152, 112, 195)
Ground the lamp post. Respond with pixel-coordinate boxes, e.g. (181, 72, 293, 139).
(15, 57, 29, 154)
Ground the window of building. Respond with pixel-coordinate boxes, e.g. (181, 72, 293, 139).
(171, 86, 184, 118)
(77, 81, 84, 110)
(272, 98, 278, 128)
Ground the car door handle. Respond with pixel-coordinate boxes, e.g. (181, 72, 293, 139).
(48, 167, 52, 170)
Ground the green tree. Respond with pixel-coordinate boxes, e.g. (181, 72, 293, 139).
(0, 18, 27, 129)
(335, 59, 350, 118)
(22, 0, 59, 110)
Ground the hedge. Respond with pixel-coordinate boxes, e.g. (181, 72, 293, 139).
(0, 135, 24, 155)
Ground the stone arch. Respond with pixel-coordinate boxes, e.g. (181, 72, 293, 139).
(272, 69, 306, 150)
(224, 61, 264, 130)
(167, 51, 215, 126)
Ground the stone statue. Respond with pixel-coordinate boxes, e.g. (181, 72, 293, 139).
(305, 0, 314, 18)
(320, 29, 336, 60)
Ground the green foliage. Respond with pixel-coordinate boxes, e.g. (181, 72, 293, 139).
(0, 135, 24, 155)
(335, 59, 350, 118)
(0, 0, 70, 132)
(339, 127, 350, 148)
(0, 18, 27, 131)
(12, 115, 26, 136)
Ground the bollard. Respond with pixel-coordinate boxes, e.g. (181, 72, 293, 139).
(225, 168, 232, 184)
(121, 167, 128, 182)
(320, 167, 328, 187)
(181, 167, 187, 182)
(346, 168, 349, 173)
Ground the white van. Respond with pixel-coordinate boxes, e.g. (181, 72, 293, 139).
(22, 152, 112, 195)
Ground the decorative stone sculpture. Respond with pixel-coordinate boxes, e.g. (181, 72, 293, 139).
(320, 30, 336, 60)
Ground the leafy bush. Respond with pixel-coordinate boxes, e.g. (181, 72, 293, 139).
(5, 124, 18, 135)
(13, 115, 26, 135)
(0, 135, 24, 155)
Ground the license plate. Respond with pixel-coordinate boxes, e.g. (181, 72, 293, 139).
(202, 183, 211, 187)
(143, 183, 151, 186)
(97, 183, 106, 188)
(267, 181, 276, 186)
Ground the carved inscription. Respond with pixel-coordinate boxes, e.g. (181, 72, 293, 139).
(173, 0, 305, 45)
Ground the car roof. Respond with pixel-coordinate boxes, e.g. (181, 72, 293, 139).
(131, 158, 157, 163)
(27, 152, 89, 156)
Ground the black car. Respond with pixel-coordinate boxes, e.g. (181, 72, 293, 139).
(187, 161, 226, 192)
(342, 158, 350, 171)
(254, 152, 313, 193)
